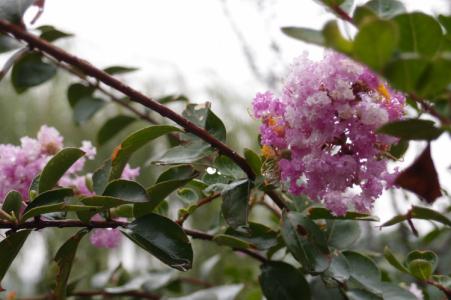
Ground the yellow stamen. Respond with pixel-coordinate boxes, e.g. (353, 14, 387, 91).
(377, 83, 390, 100)
(261, 145, 276, 158)
(267, 117, 277, 127)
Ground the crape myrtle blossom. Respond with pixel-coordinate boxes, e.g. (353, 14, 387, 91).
(253, 52, 405, 215)
(0, 125, 140, 248)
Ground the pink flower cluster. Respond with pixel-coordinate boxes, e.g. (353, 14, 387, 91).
(253, 52, 405, 215)
(0, 125, 140, 248)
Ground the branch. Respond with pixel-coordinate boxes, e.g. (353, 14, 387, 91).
(411, 93, 451, 125)
(176, 192, 221, 225)
(425, 279, 451, 299)
(0, 19, 287, 210)
(0, 219, 268, 263)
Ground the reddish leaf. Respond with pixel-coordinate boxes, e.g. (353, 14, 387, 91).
(395, 144, 441, 203)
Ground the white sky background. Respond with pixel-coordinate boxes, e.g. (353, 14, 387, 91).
(13, 0, 451, 289)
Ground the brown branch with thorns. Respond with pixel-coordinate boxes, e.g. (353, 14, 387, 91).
(0, 19, 287, 211)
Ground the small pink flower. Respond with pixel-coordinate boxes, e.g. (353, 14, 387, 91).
(252, 51, 405, 215)
(90, 228, 122, 248)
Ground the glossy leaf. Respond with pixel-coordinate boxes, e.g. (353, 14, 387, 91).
(73, 96, 105, 124)
(281, 211, 330, 273)
(182, 103, 226, 142)
(259, 261, 311, 300)
(417, 58, 451, 98)
(136, 165, 198, 217)
(383, 246, 409, 274)
(381, 206, 451, 227)
(353, 19, 398, 71)
(67, 83, 95, 108)
(327, 220, 361, 249)
(103, 65, 138, 75)
(22, 188, 74, 220)
(54, 229, 88, 300)
(281, 27, 325, 47)
(223, 222, 279, 250)
(92, 159, 112, 195)
(39, 148, 85, 193)
(221, 179, 251, 231)
(213, 234, 252, 249)
(214, 155, 246, 179)
(378, 119, 443, 141)
(384, 58, 428, 93)
(244, 148, 262, 176)
(153, 141, 211, 165)
(124, 214, 193, 271)
(157, 94, 189, 104)
(2, 190, 23, 219)
(103, 179, 149, 203)
(325, 253, 350, 283)
(307, 207, 379, 221)
(110, 125, 181, 180)
(0, 0, 34, 23)
(322, 21, 353, 55)
(37, 25, 73, 42)
(11, 52, 57, 93)
(364, 0, 406, 19)
(394, 13, 443, 58)
(0, 230, 31, 285)
(166, 284, 244, 300)
(343, 251, 381, 293)
(405, 250, 438, 279)
(97, 115, 137, 146)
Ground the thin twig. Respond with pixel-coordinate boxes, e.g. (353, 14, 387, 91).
(0, 19, 287, 211)
(176, 192, 221, 225)
(0, 219, 268, 263)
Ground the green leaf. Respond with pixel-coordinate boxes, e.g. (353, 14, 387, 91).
(22, 188, 74, 220)
(0, 35, 21, 54)
(394, 13, 443, 58)
(221, 179, 251, 231)
(322, 21, 353, 55)
(0, 0, 34, 23)
(103, 66, 138, 75)
(153, 141, 211, 165)
(67, 83, 95, 108)
(353, 6, 378, 27)
(73, 96, 105, 124)
(325, 253, 350, 283)
(135, 165, 198, 217)
(384, 58, 428, 93)
(353, 19, 398, 71)
(378, 119, 443, 141)
(346, 289, 381, 300)
(182, 103, 226, 142)
(166, 284, 244, 300)
(214, 155, 246, 179)
(157, 94, 189, 104)
(110, 125, 182, 180)
(259, 261, 311, 300)
(307, 207, 379, 221)
(244, 148, 262, 176)
(11, 52, 57, 93)
(417, 58, 451, 98)
(327, 220, 361, 249)
(343, 251, 381, 293)
(364, 0, 406, 19)
(124, 214, 193, 271)
(405, 250, 437, 279)
(37, 25, 73, 42)
(39, 148, 85, 193)
(439, 15, 451, 37)
(54, 229, 88, 300)
(92, 159, 112, 195)
(281, 212, 330, 273)
(0, 230, 31, 285)
(224, 222, 279, 250)
(281, 27, 325, 47)
(388, 139, 409, 159)
(103, 179, 149, 203)
(97, 115, 137, 146)
(213, 234, 252, 249)
(381, 206, 451, 228)
(2, 190, 23, 219)
(383, 246, 409, 274)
